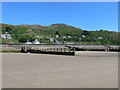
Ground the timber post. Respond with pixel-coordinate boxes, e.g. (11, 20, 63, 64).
(74, 48, 76, 56)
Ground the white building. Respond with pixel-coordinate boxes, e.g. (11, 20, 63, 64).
(62, 36, 67, 38)
(0, 34, 6, 39)
(35, 35, 45, 38)
(32, 39, 40, 44)
(27, 28, 32, 31)
(6, 34, 12, 39)
(0, 33, 12, 39)
(49, 38, 54, 42)
(68, 36, 72, 38)
(55, 35, 59, 38)
(25, 42, 32, 44)
(82, 35, 86, 37)
(98, 37, 103, 40)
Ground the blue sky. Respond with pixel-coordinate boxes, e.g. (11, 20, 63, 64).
(2, 2, 118, 31)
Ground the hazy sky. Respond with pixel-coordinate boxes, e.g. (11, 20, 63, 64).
(2, 2, 118, 31)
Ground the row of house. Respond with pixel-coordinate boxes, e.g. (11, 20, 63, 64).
(34, 34, 104, 40)
(0, 31, 104, 44)
(35, 34, 84, 39)
(25, 39, 62, 44)
(25, 39, 40, 44)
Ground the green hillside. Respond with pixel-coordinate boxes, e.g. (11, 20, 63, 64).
(0, 23, 119, 45)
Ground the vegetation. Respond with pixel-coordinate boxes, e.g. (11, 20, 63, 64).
(0, 23, 119, 45)
(0, 50, 21, 53)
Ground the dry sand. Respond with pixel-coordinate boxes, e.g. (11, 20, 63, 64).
(2, 52, 118, 88)
(0, 53, 2, 89)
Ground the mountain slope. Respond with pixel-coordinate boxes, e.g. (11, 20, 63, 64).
(0, 23, 119, 45)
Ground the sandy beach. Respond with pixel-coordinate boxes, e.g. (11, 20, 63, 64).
(2, 52, 118, 88)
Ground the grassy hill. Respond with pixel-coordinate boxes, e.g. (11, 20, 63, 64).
(0, 23, 119, 45)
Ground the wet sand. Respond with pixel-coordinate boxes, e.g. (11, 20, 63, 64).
(2, 52, 118, 88)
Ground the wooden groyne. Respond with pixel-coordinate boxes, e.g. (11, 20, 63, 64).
(1, 44, 118, 55)
(1, 44, 65, 50)
(65, 45, 120, 52)
(20, 45, 119, 56)
(21, 47, 75, 56)
(1, 44, 119, 52)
